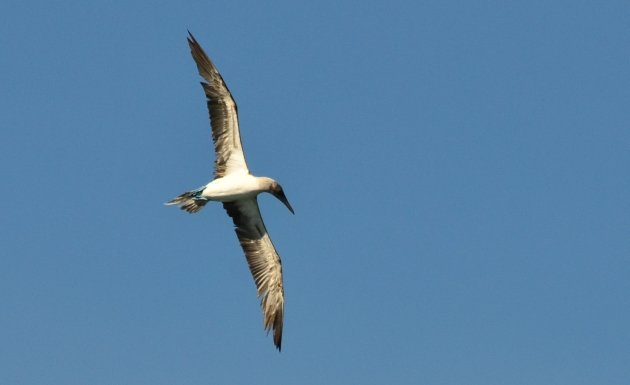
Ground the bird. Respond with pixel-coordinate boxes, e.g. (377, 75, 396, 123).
(166, 32, 294, 351)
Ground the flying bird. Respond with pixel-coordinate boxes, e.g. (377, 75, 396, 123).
(166, 32, 294, 351)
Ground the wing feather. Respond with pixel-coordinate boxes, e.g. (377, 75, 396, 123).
(223, 199, 285, 350)
(187, 32, 248, 178)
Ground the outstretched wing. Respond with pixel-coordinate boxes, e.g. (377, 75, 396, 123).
(223, 199, 285, 350)
(187, 32, 249, 178)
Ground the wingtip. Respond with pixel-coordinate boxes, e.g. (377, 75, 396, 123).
(273, 318, 283, 351)
(274, 335, 282, 352)
(187, 30, 197, 46)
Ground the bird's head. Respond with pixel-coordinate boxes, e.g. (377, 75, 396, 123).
(269, 181, 294, 215)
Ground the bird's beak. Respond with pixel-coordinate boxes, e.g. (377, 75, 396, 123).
(274, 191, 295, 214)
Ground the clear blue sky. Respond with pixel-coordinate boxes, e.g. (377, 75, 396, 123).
(1, 1, 628, 384)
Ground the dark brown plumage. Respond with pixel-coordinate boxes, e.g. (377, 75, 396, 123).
(223, 199, 285, 350)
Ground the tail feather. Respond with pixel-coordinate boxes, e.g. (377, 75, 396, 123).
(165, 187, 208, 213)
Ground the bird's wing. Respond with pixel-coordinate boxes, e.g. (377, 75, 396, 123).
(223, 198, 285, 350)
(187, 32, 249, 178)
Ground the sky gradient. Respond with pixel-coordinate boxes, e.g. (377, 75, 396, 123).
(1, 1, 629, 384)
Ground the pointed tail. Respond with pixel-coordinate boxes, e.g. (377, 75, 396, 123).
(165, 187, 208, 213)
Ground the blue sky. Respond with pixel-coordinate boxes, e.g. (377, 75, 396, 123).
(1, 1, 629, 384)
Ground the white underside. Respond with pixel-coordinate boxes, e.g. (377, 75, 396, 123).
(201, 173, 268, 202)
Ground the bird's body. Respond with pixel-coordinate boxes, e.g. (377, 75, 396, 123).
(166, 32, 293, 351)
(204, 175, 278, 201)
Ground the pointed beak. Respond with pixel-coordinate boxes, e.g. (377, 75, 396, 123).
(274, 190, 295, 214)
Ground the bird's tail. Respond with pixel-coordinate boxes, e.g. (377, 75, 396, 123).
(165, 187, 208, 213)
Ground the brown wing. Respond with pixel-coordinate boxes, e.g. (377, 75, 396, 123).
(187, 32, 249, 178)
(223, 198, 285, 350)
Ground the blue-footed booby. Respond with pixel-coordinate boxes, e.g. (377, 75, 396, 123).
(166, 32, 294, 351)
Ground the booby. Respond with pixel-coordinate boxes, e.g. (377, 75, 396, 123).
(166, 32, 294, 351)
